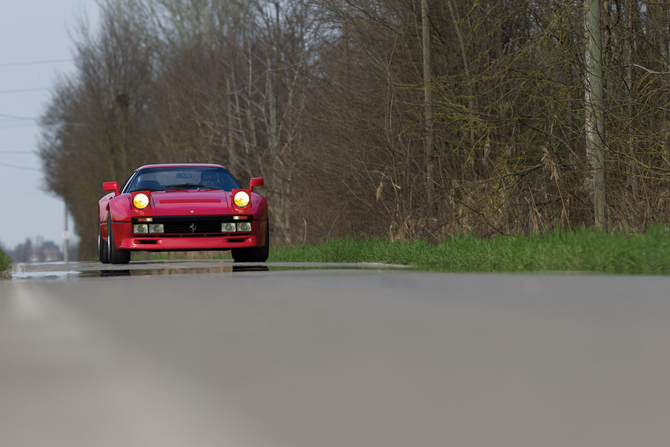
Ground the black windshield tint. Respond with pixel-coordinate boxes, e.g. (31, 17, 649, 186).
(127, 167, 241, 192)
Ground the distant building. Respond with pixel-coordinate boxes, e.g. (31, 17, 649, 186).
(7, 238, 74, 263)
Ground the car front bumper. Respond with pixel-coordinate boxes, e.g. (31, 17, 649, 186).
(110, 220, 266, 251)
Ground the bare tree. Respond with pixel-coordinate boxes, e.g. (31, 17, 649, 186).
(37, 0, 670, 260)
(39, 0, 155, 259)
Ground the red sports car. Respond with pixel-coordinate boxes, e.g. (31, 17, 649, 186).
(98, 164, 269, 264)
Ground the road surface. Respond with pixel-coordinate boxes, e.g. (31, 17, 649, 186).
(1, 263, 670, 446)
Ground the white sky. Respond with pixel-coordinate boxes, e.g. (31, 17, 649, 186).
(0, 0, 99, 250)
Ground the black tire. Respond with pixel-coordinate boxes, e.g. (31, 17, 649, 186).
(98, 214, 109, 264)
(232, 221, 269, 263)
(108, 211, 131, 264)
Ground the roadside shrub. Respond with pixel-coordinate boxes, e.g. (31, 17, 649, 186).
(0, 249, 11, 273)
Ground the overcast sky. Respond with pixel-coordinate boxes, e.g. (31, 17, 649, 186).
(0, 0, 99, 250)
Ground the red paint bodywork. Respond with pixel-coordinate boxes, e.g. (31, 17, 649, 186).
(98, 164, 268, 253)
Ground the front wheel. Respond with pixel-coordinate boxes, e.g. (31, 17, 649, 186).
(232, 222, 269, 263)
(108, 211, 131, 264)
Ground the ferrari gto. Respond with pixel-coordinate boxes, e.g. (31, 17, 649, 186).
(97, 164, 269, 264)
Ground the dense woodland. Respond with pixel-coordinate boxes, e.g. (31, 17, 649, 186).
(39, 0, 670, 260)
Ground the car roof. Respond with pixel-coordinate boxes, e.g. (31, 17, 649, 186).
(138, 163, 225, 170)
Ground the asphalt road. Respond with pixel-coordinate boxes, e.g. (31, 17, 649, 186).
(2, 264, 670, 446)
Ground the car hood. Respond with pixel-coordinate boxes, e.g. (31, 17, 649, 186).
(149, 190, 232, 215)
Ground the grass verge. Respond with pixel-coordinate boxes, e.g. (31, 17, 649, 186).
(268, 225, 670, 274)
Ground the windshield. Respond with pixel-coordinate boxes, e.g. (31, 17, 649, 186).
(125, 166, 241, 193)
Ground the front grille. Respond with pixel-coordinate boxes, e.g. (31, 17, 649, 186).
(164, 221, 222, 234)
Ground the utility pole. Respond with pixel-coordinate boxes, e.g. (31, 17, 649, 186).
(421, 0, 434, 211)
(586, 0, 607, 229)
(63, 204, 69, 263)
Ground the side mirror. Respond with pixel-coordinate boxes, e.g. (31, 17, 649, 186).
(103, 182, 119, 197)
(250, 177, 264, 192)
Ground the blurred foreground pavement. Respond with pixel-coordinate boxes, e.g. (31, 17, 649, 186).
(2, 269, 670, 446)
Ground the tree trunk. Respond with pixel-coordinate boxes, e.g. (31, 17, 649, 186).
(226, 76, 237, 175)
(445, 0, 474, 143)
(624, 0, 637, 197)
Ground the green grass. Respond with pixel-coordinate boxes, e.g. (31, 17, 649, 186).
(268, 225, 670, 274)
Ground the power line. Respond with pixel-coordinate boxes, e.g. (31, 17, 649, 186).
(0, 88, 50, 95)
(0, 124, 38, 130)
(0, 190, 44, 196)
(0, 114, 38, 129)
(0, 161, 40, 171)
(0, 113, 36, 120)
(0, 151, 36, 155)
(0, 59, 72, 68)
